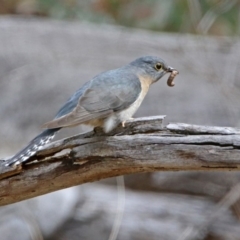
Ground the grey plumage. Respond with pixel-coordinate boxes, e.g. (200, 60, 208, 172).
(5, 56, 175, 166)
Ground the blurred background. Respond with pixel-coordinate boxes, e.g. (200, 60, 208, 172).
(1, 0, 240, 239)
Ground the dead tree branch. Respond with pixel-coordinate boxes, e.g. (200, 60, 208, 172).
(1, 115, 240, 206)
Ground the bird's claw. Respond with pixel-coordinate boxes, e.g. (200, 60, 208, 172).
(122, 118, 134, 128)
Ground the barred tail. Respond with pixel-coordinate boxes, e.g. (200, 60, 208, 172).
(6, 128, 60, 166)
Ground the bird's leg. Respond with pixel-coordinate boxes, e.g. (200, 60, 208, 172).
(122, 118, 134, 127)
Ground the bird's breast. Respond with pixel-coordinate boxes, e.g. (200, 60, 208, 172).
(118, 83, 149, 121)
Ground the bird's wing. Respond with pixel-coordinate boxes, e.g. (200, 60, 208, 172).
(42, 70, 141, 129)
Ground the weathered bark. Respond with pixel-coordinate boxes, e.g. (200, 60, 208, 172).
(1, 115, 240, 206)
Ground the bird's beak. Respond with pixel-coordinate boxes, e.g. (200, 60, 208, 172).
(166, 66, 174, 72)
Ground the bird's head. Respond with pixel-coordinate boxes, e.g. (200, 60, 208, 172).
(129, 56, 174, 83)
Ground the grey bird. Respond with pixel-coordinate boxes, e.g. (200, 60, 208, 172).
(6, 56, 176, 166)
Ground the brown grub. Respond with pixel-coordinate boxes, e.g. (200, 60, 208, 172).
(167, 69, 179, 87)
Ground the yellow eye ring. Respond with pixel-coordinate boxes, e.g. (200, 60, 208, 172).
(155, 63, 162, 71)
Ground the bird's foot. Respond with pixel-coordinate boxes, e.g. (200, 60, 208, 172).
(122, 118, 134, 127)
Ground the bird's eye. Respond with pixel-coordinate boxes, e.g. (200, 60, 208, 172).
(155, 63, 162, 71)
